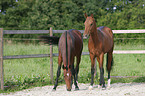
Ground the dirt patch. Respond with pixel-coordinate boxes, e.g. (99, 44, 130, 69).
(1, 83, 145, 96)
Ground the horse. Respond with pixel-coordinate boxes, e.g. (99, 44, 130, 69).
(40, 29, 83, 91)
(83, 13, 114, 89)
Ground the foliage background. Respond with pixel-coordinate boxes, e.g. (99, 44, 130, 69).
(0, 0, 145, 43)
(1, 0, 145, 30)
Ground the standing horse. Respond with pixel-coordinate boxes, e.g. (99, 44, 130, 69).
(83, 13, 114, 89)
(40, 29, 83, 91)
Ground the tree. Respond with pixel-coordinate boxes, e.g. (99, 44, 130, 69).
(0, 0, 17, 29)
(0, 0, 16, 14)
(0, 0, 34, 29)
(1, 0, 145, 30)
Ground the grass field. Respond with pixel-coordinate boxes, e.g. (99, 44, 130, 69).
(1, 41, 145, 92)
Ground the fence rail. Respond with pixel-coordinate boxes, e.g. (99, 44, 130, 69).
(3, 29, 145, 34)
(0, 28, 145, 90)
(3, 30, 49, 34)
(3, 50, 145, 60)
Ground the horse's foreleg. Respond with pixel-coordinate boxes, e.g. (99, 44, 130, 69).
(94, 58, 97, 78)
(99, 53, 105, 89)
(106, 52, 113, 88)
(89, 54, 95, 90)
(53, 54, 62, 90)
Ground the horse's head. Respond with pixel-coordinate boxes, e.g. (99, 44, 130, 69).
(83, 13, 95, 39)
(62, 65, 72, 91)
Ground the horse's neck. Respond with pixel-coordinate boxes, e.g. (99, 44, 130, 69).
(89, 24, 99, 45)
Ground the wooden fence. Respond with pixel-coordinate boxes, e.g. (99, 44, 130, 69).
(0, 28, 145, 90)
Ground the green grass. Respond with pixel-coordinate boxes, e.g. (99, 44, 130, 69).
(1, 41, 145, 92)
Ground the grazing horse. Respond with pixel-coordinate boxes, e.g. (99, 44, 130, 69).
(40, 29, 83, 91)
(83, 13, 114, 89)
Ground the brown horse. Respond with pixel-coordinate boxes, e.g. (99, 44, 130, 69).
(48, 29, 83, 91)
(83, 13, 114, 89)
(40, 29, 83, 91)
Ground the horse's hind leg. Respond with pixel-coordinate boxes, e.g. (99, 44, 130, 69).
(75, 55, 81, 82)
(71, 57, 79, 90)
(53, 53, 62, 90)
(106, 52, 113, 88)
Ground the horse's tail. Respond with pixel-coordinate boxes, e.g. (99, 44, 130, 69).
(65, 31, 68, 70)
(106, 54, 114, 72)
(39, 35, 59, 45)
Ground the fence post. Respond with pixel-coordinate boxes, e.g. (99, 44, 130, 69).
(0, 28, 4, 90)
(50, 27, 53, 83)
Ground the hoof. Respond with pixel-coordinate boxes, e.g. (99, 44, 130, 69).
(98, 85, 106, 90)
(52, 88, 56, 91)
(102, 87, 106, 90)
(107, 79, 111, 87)
(75, 87, 79, 91)
(89, 86, 93, 90)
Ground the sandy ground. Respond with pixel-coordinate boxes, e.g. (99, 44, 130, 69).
(1, 83, 145, 96)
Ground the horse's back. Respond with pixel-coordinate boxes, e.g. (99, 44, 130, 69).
(97, 26, 113, 38)
(97, 26, 114, 52)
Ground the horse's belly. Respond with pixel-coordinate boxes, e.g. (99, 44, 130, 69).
(103, 38, 114, 53)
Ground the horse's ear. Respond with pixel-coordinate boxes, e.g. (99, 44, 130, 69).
(91, 14, 94, 18)
(84, 13, 88, 18)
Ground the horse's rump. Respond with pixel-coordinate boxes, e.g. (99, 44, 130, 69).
(59, 29, 83, 64)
